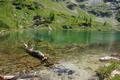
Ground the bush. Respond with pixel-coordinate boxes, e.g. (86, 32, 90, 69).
(97, 62, 120, 79)
(12, 0, 41, 10)
(49, 12, 55, 22)
(116, 12, 120, 22)
(0, 20, 9, 29)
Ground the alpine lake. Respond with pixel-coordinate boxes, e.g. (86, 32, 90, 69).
(0, 29, 120, 80)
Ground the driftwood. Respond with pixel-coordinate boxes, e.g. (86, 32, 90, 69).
(23, 43, 47, 62)
(99, 54, 120, 62)
(0, 72, 39, 80)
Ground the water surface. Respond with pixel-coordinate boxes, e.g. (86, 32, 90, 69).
(1, 30, 120, 46)
(0, 29, 120, 80)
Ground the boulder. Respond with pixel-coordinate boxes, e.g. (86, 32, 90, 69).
(66, 3, 77, 10)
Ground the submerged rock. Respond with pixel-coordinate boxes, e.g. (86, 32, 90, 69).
(51, 66, 75, 76)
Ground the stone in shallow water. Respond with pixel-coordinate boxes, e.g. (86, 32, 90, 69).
(68, 70, 75, 75)
(51, 66, 75, 76)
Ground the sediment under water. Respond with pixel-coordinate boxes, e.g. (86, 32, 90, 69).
(0, 29, 120, 80)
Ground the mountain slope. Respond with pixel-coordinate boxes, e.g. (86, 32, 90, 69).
(0, 0, 112, 31)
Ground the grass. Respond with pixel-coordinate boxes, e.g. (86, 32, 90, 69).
(0, 0, 113, 31)
(97, 61, 120, 80)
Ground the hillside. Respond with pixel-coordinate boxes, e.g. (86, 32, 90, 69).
(0, 0, 114, 31)
(78, 0, 120, 28)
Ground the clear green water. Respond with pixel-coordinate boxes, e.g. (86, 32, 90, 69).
(0, 29, 120, 75)
(1, 29, 120, 46)
(35, 30, 120, 45)
(0, 29, 120, 52)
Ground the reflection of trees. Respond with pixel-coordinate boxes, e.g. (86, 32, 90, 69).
(33, 31, 54, 43)
(86, 32, 116, 49)
(1, 30, 120, 53)
(109, 32, 120, 53)
(34, 31, 120, 49)
(81, 32, 91, 44)
(109, 41, 120, 53)
(0, 33, 10, 42)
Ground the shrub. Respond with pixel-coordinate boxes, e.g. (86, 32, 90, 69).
(0, 20, 9, 29)
(116, 12, 120, 22)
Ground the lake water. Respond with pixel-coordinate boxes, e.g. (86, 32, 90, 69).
(0, 29, 120, 80)
(1, 29, 120, 45)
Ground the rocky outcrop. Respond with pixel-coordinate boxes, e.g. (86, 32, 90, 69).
(62, 25, 72, 29)
(76, 0, 85, 2)
(66, 3, 77, 10)
(104, 0, 114, 2)
(52, 0, 66, 2)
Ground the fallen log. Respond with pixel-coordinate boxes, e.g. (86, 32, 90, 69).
(23, 43, 47, 62)
(99, 55, 120, 62)
(0, 72, 39, 80)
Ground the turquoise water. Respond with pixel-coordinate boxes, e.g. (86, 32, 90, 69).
(1, 29, 120, 74)
(1, 30, 120, 46)
(1, 29, 120, 52)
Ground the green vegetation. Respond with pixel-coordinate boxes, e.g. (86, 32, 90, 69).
(87, 3, 112, 17)
(0, 0, 112, 31)
(116, 12, 120, 22)
(111, 75, 120, 80)
(97, 61, 120, 80)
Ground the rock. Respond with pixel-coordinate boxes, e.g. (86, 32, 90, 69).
(76, 0, 84, 2)
(95, 71, 105, 80)
(66, 3, 77, 10)
(33, 15, 43, 26)
(62, 25, 72, 29)
(104, 0, 114, 3)
(52, 0, 66, 2)
(52, 66, 75, 76)
(111, 69, 120, 77)
(68, 70, 75, 75)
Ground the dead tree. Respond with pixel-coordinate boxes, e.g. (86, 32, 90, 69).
(23, 43, 47, 62)
(23, 43, 54, 67)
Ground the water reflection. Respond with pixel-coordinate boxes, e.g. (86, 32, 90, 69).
(33, 31, 117, 46)
(1, 30, 120, 74)
(0, 30, 120, 51)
